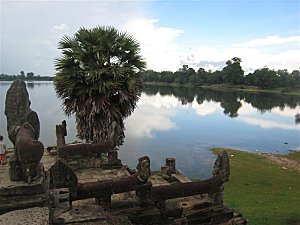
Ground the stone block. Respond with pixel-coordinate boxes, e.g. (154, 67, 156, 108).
(0, 169, 46, 196)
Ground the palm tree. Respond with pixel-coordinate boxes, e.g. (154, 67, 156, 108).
(54, 26, 146, 147)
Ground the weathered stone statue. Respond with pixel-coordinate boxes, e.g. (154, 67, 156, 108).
(136, 156, 151, 183)
(4, 80, 44, 183)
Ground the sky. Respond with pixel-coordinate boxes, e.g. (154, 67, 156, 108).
(0, 0, 299, 76)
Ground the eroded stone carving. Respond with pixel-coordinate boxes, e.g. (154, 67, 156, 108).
(136, 156, 151, 183)
(4, 80, 44, 183)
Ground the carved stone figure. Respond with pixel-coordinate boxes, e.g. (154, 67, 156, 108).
(55, 120, 67, 149)
(14, 123, 44, 182)
(4, 80, 44, 183)
(136, 156, 151, 183)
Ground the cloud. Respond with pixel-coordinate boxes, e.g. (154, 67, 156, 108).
(1, 1, 299, 75)
(125, 19, 183, 71)
(235, 35, 300, 47)
(180, 42, 300, 72)
(51, 24, 69, 34)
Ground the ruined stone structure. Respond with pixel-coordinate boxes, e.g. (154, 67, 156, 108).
(47, 149, 240, 225)
(0, 81, 246, 224)
(4, 80, 44, 183)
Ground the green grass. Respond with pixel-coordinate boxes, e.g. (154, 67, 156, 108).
(211, 148, 300, 225)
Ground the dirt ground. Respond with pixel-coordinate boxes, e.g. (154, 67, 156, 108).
(258, 152, 300, 172)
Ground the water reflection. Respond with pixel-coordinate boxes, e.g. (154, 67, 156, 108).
(296, 114, 300, 124)
(0, 82, 299, 179)
(144, 85, 300, 118)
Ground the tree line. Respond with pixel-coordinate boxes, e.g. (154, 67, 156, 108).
(0, 71, 53, 81)
(141, 57, 300, 89)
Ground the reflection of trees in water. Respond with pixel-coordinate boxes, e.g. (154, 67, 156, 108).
(143, 85, 300, 118)
(26, 82, 53, 89)
(26, 82, 34, 89)
(296, 114, 300, 124)
(242, 92, 295, 113)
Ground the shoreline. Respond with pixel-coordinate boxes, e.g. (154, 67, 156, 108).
(144, 82, 300, 96)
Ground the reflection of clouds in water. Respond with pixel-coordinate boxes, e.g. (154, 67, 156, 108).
(238, 101, 300, 118)
(238, 101, 300, 131)
(27, 84, 77, 145)
(191, 99, 221, 116)
(271, 106, 300, 117)
(238, 101, 258, 115)
(138, 93, 222, 117)
(125, 105, 176, 138)
(239, 117, 300, 131)
(138, 93, 180, 108)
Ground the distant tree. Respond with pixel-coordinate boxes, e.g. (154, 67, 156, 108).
(26, 72, 35, 79)
(173, 66, 186, 84)
(207, 70, 223, 85)
(222, 57, 244, 84)
(197, 68, 208, 85)
(291, 70, 300, 77)
(160, 71, 175, 83)
(252, 68, 278, 89)
(54, 26, 145, 146)
(19, 71, 25, 79)
(291, 70, 300, 87)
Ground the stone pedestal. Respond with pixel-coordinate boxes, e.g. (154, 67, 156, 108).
(8, 154, 24, 182)
(0, 168, 47, 214)
(0, 168, 46, 196)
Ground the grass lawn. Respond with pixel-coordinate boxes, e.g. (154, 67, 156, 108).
(212, 148, 300, 225)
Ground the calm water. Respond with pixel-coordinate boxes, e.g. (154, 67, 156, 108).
(1, 81, 299, 178)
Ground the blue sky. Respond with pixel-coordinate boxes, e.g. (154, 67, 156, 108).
(1, 0, 299, 75)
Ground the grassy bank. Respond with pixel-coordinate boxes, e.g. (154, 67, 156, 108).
(202, 84, 300, 96)
(144, 82, 300, 96)
(212, 148, 300, 225)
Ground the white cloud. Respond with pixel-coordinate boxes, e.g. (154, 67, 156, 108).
(2, 1, 299, 75)
(51, 24, 69, 34)
(182, 42, 300, 72)
(125, 19, 183, 71)
(235, 35, 300, 47)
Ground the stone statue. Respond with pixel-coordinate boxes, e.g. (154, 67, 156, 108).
(136, 156, 151, 183)
(4, 80, 44, 183)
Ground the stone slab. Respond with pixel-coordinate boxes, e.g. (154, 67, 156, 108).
(0, 206, 49, 225)
(53, 205, 108, 224)
(0, 192, 48, 215)
(0, 169, 46, 196)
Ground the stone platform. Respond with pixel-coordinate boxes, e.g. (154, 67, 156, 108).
(0, 152, 50, 214)
(0, 169, 46, 196)
(0, 150, 247, 225)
